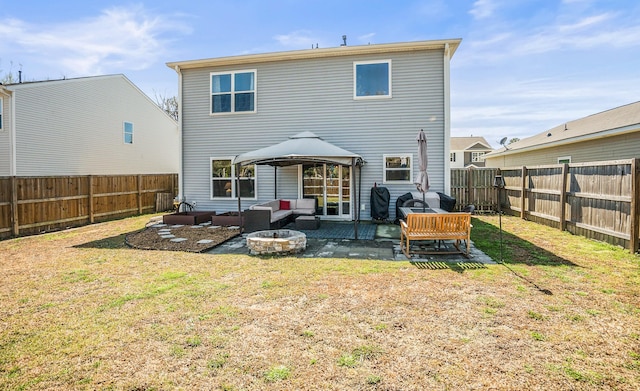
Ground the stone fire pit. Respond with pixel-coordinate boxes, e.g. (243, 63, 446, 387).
(246, 229, 306, 255)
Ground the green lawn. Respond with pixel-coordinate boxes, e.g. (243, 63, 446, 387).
(0, 214, 638, 390)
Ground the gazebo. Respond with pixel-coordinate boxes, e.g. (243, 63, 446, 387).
(232, 132, 365, 238)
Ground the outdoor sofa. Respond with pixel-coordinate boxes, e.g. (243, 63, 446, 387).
(248, 198, 316, 228)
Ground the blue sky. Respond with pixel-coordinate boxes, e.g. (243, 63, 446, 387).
(1, 0, 639, 147)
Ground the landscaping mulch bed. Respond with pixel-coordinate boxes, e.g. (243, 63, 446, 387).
(125, 224, 240, 253)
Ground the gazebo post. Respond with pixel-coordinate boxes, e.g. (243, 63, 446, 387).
(236, 162, 243, 232)
(352, 158, 358, 239)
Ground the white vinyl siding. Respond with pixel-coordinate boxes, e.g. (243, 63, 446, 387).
(180, 49, 447, 218)
(8, 75, 178, 175)
(0, 97, 3, 130)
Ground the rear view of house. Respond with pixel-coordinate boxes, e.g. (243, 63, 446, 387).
(168, 39, 461, 222)
(0, 74, 178, 176)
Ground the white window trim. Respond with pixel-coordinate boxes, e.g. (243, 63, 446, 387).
(382, 153, 412, 184)
(353, 59, 392, 100)
(210, 69, 257, 116)
(558, 156, 571, 164)
(210, 157, 258, 200)
(123, 121, 133, 144)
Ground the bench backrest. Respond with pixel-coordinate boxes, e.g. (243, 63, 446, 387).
(405, 212, 471, 234)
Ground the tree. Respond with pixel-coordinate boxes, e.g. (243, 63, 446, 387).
(508, 137, 520, 144)
(0, 61, 20, 84)
(154, 91, 179, 121)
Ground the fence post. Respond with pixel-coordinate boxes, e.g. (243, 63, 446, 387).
(467, 166, 474, 210)
(88, 175, 94, 224)
(630, 158, 639, 254)
(559, 163, 568, 232)
(137, 174, 143, 214)
(11, 176, 19, 236)
(520, 166, 527, 219)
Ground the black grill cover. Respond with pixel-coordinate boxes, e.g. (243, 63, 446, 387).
(437, 192, 456, 212)
(370, 186, 390, 220)
(394, 192, 414, 224)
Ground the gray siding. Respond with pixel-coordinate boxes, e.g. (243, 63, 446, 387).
(0, 95, 10, 175)
(181, 50, 447, 220)
(10, 75, 179, 176)
(484, 131, 640, 167)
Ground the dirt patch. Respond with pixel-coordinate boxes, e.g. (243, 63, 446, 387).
(125, 224, 240, 253)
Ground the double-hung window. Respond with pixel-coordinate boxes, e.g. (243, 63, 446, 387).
(123, 121, 133, 144)
(354, 60, 391, 99)
(471, 152, 485, 162)
(211, 158, 256, 199)
(211, 70, 256, 114)
(383, 154, 411, 183)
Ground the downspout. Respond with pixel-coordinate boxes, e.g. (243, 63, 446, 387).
(173, 65, 184, 203)
(443, 43, 452, 195)
(7, 89, 16, 176)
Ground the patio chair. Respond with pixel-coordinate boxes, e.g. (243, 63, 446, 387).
(462, 204, 475, 214)
(402, 199, 430, 209)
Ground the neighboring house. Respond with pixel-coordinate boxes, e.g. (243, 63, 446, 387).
(484, 101, 640, 167)
(167, 39, 461, 221)
(449, 136, 492, 168)
(0, 74, 179, 176)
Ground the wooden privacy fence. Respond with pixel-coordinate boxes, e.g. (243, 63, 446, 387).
(0, 174, 178, 239)
(450, 167, 499, 212)
(498, 159, 640, 254)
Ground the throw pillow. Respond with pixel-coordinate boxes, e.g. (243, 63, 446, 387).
(279, 200, 291, 210)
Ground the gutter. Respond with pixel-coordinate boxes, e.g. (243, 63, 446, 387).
(172, 65, 184, 202)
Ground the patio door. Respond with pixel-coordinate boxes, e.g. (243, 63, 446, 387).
(301, 163, 351, 219)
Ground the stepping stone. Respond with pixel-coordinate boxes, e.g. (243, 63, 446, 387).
(158, 229, 172, 234)
(160, 234, 175, 239)
(170, 224, 184, 228)
(150, 224, 168, 228)
(170, 238, 188, 242)
(228, 226, 240, 229)
(190, 225, 204, 229)
(197, 239, 214, 244)
(200, 222, 212, 226)
(209, 225, 221, 229)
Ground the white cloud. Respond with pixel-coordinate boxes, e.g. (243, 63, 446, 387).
(273, 30, 317, 48)
(0, 6, 189, 75)
(469, 0, 497, 20)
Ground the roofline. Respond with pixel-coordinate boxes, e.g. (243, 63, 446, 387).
(484, 123, 640, 159)
(3, 74, 125, 90)
(167, 39, 462, 70)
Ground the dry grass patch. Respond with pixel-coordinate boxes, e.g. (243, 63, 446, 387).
(0, 214, 638, 390)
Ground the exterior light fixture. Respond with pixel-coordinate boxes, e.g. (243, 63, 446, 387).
(494, 174, 505, 263)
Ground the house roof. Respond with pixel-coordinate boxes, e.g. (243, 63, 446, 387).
(485, 101, 640, 158)
(450, 137, 492, 151)
(166, 39, 462, 70)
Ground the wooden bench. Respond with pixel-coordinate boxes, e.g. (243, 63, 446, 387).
(400, 212, 472, 258)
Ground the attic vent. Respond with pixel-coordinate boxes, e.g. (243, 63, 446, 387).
(564, 124, 568, 131)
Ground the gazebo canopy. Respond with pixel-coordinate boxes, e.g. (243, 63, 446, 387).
(232, 131, 363, 167)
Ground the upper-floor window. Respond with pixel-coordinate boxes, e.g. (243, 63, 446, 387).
(354, 60, 391, 99)
(558, 156, 571, 164)
(211, 70, 256, 114)
(450, 152, 456, 162)
(383, 154, 411, 183)
(472, 152, 486, 162)
(123, 121, 133, 144)
(211, 157, 256, 199)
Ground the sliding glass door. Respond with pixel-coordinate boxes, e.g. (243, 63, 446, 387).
(302, 163, 351, 218)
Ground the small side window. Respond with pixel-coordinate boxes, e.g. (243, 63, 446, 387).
(354, 60, 391, 99)
(123, 121, 134, 144)
(383, 154, 412, 183)
(558, 156, 571, 164)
